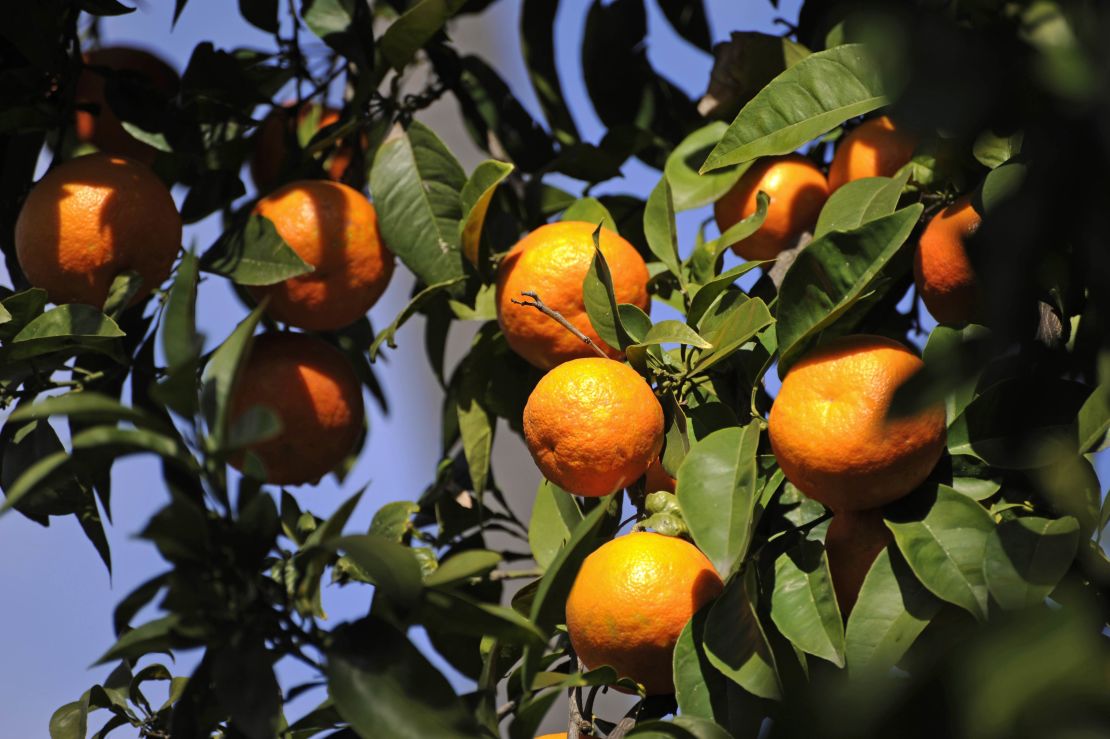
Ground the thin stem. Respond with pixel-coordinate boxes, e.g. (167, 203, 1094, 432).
(487, 568, 543, 582)
(511, 291, 608, 359)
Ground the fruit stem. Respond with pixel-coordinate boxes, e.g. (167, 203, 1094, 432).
(511, 291, 609, 359)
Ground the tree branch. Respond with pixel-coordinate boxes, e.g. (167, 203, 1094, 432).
(511, 291, 608, 359)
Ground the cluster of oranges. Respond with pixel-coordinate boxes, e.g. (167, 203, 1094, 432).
(15, 46, 394, 487)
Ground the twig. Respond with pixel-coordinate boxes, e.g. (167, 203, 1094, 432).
(487, 567, 543, 582)
(511, 291, 608, 359)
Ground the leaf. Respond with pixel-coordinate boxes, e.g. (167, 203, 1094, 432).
(984, 516, 1080, 611)
(676, 424, 761, 576)
(370, 122, 467, 286)
(562, 197, 617, 232)
(656, 0, 711, 51)
(686, 263, 765, 327)
(49, 699, 89, 739)
(158, 251, 202, 416)
(238, 0, 278, 32)
(691, 295, 773, 374)
(776, 204, 923, 374)
(972, 130, 1023, 170)
(702, 44, 887, 172)
(332, 534, 424, 609)
(703, 573, 780, 700)
(844, 547, 942, 676)
(78, 0, 135, 15)
(380, 0, 465, 70)
(9, 392, 165, 431)
(644, 176, 684, 283)
(458, 160, 513, 266)
(528, 480, 582, 570)
(688, 194, 769, 283)
(633, 320, 712, 350)
(0, 305, 125, 363)
(520, 0, 580, 145)
(102, 270, 143, 319)
(663, 124, 747, 214)
(369, 277, 464, 360)
(212, 637, 281, 739)
(454, 369, 493, 496)
(629, 717, 735, 739)
(1077, 374, 1110, 454)
(813, 171, 910, 239)
(97, 615, 190, 664)
(301, 0, 375, 73)
(419, 589, 545, 646)
(769, 539, 845, 666)
(885, 485, 995, 621)
(199, 305, 266, 449)
(327, 617, 477, 739)
(582, 233, 632, 350)
(200, 215, 313, 286)
(425, 549, 501, 587)
(0, 288, 48, 342)
(369, 501, 418, 542)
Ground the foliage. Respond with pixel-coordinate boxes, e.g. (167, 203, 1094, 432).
(2, 0, 1109, 738)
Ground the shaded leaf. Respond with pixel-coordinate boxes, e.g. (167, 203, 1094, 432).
(200, 215, 313, 287)
(459, 160, 514, 266)
(769, 539, 845, 666)
(704, 573, 780, 700)
(528, 480, 582, 570)
(984, 516, 1079, 610)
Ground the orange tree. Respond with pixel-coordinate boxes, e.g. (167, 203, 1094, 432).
(2, 1, 1110, 738)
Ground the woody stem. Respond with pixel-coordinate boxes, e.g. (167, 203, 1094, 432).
(511, 291, 608, 359)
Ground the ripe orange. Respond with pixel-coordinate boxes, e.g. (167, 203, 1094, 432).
(827, 115, 917, 192)
(914, 197, 981, 325)
(250, 179, 394, 331)
(229, 332, 364, 485)
(14, 153, 182, 307)
(251, 104, 357, 192)
(768, 335, 946, 512)
(566, 532, 723, 695)
(825, 509, 892, 614)
(523, 358, 663, 497)
(643, 457, 676, 493)
(496, 221, 650, 370)
(714, 154, 829, 261)
(75, 47, 179, 164)
(535, 735, 568, 739)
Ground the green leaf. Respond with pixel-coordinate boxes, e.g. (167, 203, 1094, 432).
(200, 214, 313, 286)
(458, 160, 513, 266)
(239, 0, 278, 32)
(199, 305, 266, 449)
(629, 717, 735, 739)
(425, 549, 501, 587)
(657, 0, 711, 51)
(419, 589, 545, 646)
(776, 204, 923, 375)
(769, 539, 845, 666)
(332, 534, 424, 609)
(301, 0, 375, 73)
(562, 197, 617, 232)
(677, 424, 761, 576)
(370, 122, 467, 286)
(664, 123, 748, 212)
(1077, 373, 1110, 454)
(158, 251, 202, 416)
(369, 277, 464, 360)
(703, 573, 780, 700)
(0, 288, 48, 341)
(454, 369, 493, 496)
(813, 171, 909, 239)
(691, 297, 773, 374)
(644, 176, 684, 283)
(97, 615, 190, 664)
(521, 0, 579, 145)
(0, 305, 125, 363)
(327, 617, 477, 739)
(9, 392, 166, 431)
(687, 263, 765, 326)
(528, 480, 582, 570)
(380, 0, 465, 70)
(582, 232, 632, 350)
(369, 501, 419, 542)
(886, 485, 995, 621)
(972, 130, 1023, 170)
(979, 159, 1025, 213)
(102, 270, 143, 319)
(211, 637, 281, 739)
(635, 320, 712, 349)
(701, 44, 887, 172)
(689, 193, 769, 283)
(984, 516, 1080, 611)
(844, 547, 942, 675)
(49, 699, 89, 739)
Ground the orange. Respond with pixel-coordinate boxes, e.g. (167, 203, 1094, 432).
(524, 358, 663, 497)
(825, 509, 892, 615)
(714, 154, 829, 261)
(566, 532, 723, 695)
(768, 335, 946, 512)
(496, 221, 650, 370)
(75, 47, 179, 164)
(229, 332, 363, 485)
(536, 735, 568, 739)
(250, 179, 394, 331)
(251, 104, 358, 192)
(643, 457, 676, 493)
(914, 197, 981, 325)
(14, 153, 182, 307)
(827, 115, 917, 192)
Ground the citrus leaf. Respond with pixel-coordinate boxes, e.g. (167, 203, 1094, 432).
(459, 160, 514, 266)
(769, 539, 845, 666)
(644, 176, 684, 283)
(528, 480, 582, 570)
(369, 277, 464, 360)
(1, 304, 125, 363)
(813, 170, 909, 239)
(701, 44, 887, 172)
(984, 515, 1079, 610)
(703, 573, 780, 700)
(687, 263, 766, 327)
(380, 0, 466, 70)
(200, 214, 313, 286)
(521, 0, 580, 145)
(424, 549, 501, 588)
(885, 485, 995, 621)
(691, 297, 773, 374)
(199, 304, 266, 449)
(332, 534, 424, 609)
(582, 231, 632, 350)
(562, 197, 617, 232)
(844, 547, 942, 676)
(664, 122, 749, 212)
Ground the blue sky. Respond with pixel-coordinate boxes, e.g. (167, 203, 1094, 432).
(3, 0, 1105, 736)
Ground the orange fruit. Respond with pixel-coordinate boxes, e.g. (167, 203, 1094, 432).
(768, 335, 946, 512)
(75, 47, 179, 164)
(643, 457, 676, 493)
(229, 332, 363, 485)
(524, 358, 663, 497)
(535, 735, 568, 739)
(825, 509, 892, 614)
(250, 179, 394, 331)
(496, 221, 650, 370)
(566, 532, 723, 695)
(14, 153, 182, 307)
(251, 104, 358, 192)
(714, 154, 829, 261)
(914, 197, 981, 325)
(827, 115, 917, 192)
